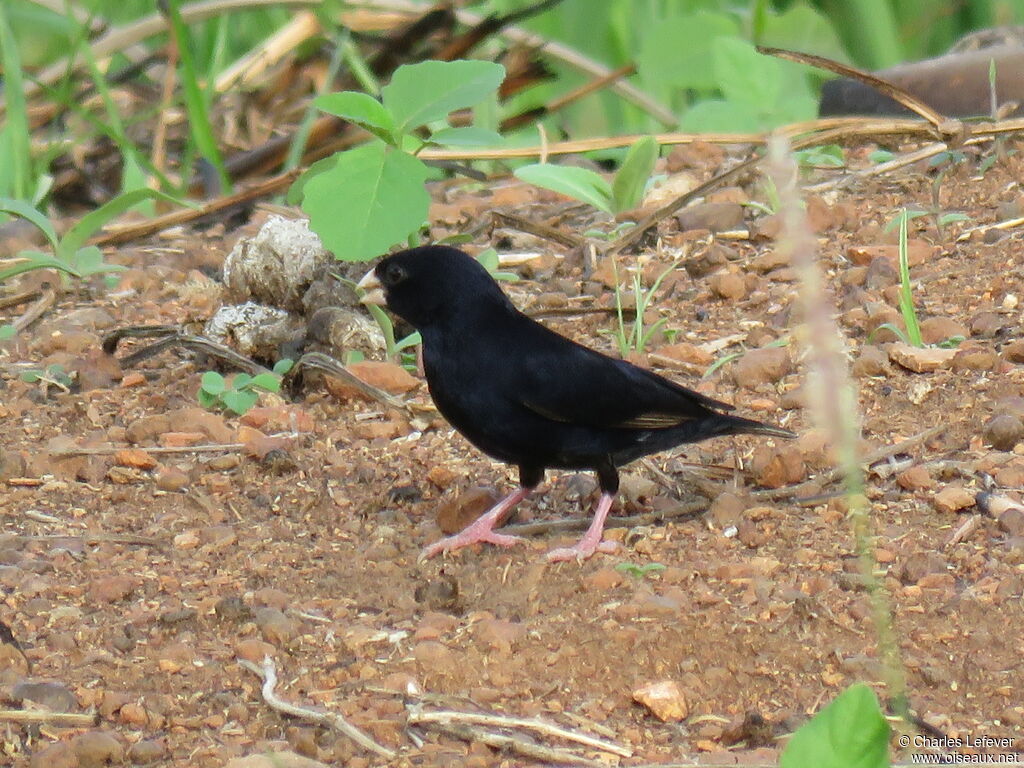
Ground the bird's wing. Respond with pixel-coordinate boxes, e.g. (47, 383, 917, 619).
(508, 316, 732, 431)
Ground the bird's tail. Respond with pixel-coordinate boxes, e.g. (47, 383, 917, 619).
(725, 414, 796, 440)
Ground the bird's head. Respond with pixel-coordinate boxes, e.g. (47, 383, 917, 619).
(357, 245, 507, 329)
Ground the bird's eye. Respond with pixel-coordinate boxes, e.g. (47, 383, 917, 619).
(383, 263, 407, 286)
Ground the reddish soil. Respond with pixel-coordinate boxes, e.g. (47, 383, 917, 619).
(2, 139, 1023, 767)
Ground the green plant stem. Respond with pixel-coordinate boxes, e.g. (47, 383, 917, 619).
(896, 211, 923, 348)
(0, 4, 32, 200)
(341, 35, 380, 97)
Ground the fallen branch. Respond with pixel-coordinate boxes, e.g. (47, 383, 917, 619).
(502, 500, 706, 537)
(423, 721, 607, 766)
(238, 655, 395, 759)
(0, 710, 98, 726)
(50, 443, 245, 457)
(408, 707, 633, 758)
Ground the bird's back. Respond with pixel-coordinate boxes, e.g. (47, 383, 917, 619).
(420, 300, 777, 471)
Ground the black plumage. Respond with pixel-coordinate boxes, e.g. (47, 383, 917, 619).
(358, 245, 794, 561)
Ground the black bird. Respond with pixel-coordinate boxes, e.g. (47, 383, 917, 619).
(358, 246, 794, 562)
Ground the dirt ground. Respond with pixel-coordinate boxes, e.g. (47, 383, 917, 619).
(2, 138, 1024, 767)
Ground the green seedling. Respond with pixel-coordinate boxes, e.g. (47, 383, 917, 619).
(0, 189, 185, 284)
(294, 60, 505, 262)
(980, 57, 1017, 175)
(604, 256, 680, 358)
(780, 683, 890, 768)
(198, 359, 292, 416)
(869, 149, 895, 164)
(0, 325, 15, 340)
(795, 144, 845, 169)
(20, 363, 74, 392)
(888, 151, 972, 240)
(583, 221, 637, 241)
(872, 209, 941, 349)
(514, 136, 659, 217)
(614, 562, 666, 579)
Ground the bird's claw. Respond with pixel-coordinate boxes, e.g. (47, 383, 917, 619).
(419, 530, 525, 562)
(545, 539, 618, 563)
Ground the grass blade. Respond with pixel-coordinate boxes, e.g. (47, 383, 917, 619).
(0, 5, 33, 199)
(163, 0, 231, 193)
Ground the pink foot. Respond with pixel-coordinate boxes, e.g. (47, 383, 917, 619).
(546, 538, 618, 562)
(545, 491, 619, 563)
(419, 487, 530, 561)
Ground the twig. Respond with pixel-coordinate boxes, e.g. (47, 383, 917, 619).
(11, 283, 58, 332)
(23, 509, 63, 523)
(492, 211, 584, 249)
(289, 351, 414, 416)
(238, 655, 395, 759)
(751, 424, 948, 501)
(0, 288, 42, 310)
(0, 710, 98, 726)
(50, 443, 245, 457)
(413, 720, 606, 767)
(408, 707, 632, 758)
(91, 170, 301, 247)
(16, 534, 161, 546)
(502, 500, 706, 537)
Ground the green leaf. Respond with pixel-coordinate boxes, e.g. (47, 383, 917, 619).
(300, 142, 431, 262)
(637, 12, 740, 93)
(382, 60, 505, 134)
(796, 145, 846, 168)
(287, 155, 335, 206)
(394, 331, 421, 353)
(681, 99, 759, 133)
(231, 373, 254, 391)
(221, 389, 258, 415)
(476, 248, 499, 272)
(20, 370, 43, 383)
(715, 38, 781, 111)
(71, 246, 126, 277)
(0, 250, 82, 282)
(427, 126, 503, 147)
(780, 683, 889, 768)
(612, 136, 659, 213)
(0, 6, 33, 199)
(197, 389, 219, 409)
(937, 212, 969, 226)
(315, 91, 396, 144)
(514, 164, 614, 215)
(60, 188, 187, 259)
(0, 324, 14, 340)
(200, 371, 226, 396)
(272, 358, 294, 375)
(896, 212, 923, 348)
(249, 372, 281, 392)
(0, 198, 59, 251)
(760, 5, 849, 66)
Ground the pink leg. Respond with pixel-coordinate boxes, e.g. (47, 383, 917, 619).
(419, 487, 531, 561)
(546, 492, 620, 563)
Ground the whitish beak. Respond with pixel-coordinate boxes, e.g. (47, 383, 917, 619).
(356, 269, 386, 307)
